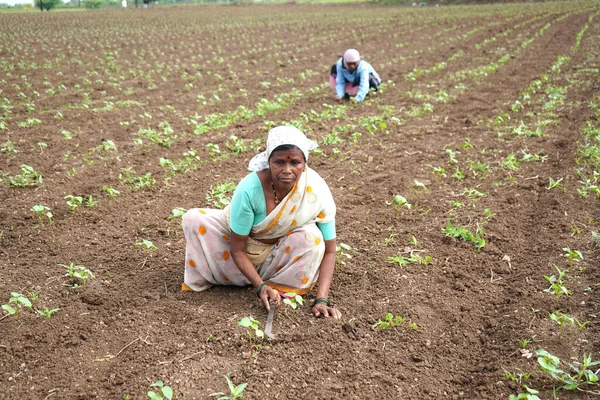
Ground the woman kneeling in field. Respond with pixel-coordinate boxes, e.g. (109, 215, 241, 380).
(181, 126, 341, 319)
(329, 48, 381, 103)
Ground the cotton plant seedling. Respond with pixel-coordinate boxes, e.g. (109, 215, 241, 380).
(85, 195, 98, 208)
(428, 165, 447, 179)
(386, 194, 412, 215)
(282, 292, 304, 310)
(482, 208, 496, 218)
(335, 243, 353, 270)
(508, 385, 540, 400)
(544, 265, 570, 305)
(60, 129, 73, 140)
(452, 167, 465, 180)
(60, 263, 94, 288)
(562, 248, 583, 268)
(592, 231, 600, 246)
(548, 311, 588, 335)
(136, 239, 158, 254)
(372, 313, 405, 329)
(31, 205, 53, 225)
(383, 232, 399, 246)
(10, 164, 42, 187)
(36, 307, 60, 319)
(388, 252, 432, 266)
(237, 316, 264, 349)
(443, 221, 486, 251)
(210, 373, 248, 400)
(547, 177, 564, 190)
(206, 182, 236, 209)
(409, 180, 429, 194)
(225, 135, 247, 154)
(167, 208, 187, 221)
(445, 148, 460, 164)
(536, 349, 600, 392)
(147, 380, 173, 400)
(503, 368, 533, 384)
(103, 186, 120, 199)
(2, 292, 32, 318)
(65, 195, 83, 212)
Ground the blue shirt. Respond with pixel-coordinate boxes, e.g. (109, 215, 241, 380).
(229, 172, 336, 241)
(335, 58, 381, 103)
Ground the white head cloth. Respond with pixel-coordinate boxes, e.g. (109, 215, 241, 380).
(343, 48, 360, 63)
(248, 126, 318, 171)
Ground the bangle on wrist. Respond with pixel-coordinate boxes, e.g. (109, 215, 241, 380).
(314, 297, 330, 306)
(256, 282, 268, 297)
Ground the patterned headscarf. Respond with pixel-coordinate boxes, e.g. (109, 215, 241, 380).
(248, 126, 318, 171)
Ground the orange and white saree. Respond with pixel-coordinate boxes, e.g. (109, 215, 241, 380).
(182, 167, 336, 295)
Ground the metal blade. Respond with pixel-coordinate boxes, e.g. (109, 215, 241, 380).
(264, 304, 276, 339)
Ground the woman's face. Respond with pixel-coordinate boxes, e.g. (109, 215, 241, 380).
(346, 61, 358, 72)
(269, 147, 305, 188)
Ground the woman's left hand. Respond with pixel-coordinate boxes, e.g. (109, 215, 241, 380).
(311, 302, 341, 319)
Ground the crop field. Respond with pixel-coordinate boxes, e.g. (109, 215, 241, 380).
(1, 2, 600, 399)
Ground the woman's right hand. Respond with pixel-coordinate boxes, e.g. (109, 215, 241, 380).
(259, 285, 281, 310)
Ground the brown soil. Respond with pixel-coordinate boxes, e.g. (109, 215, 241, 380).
(1, 3, 599, 399)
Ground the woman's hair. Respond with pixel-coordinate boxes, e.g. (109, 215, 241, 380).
(268, 144, 306, 162)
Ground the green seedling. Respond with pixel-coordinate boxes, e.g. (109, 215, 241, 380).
(407, 321, 420, 331)
(237, 316, 263, 349)
(206, 333, 214, 343)
(536, 349, 600, 391)
(373, 313, 405, 329)
(482, 208, 496, 218)
(136, 240, 158, 254)
(547, 177, 564, 190)
(504, 368, 533, 384)
(549, 311, 588, 335)
(409, 235, 419, 247)
(206, 182, 236, 209)
(388, 253, 432, 266)
(147, 380, 173, 400)
(452, 167, 465, 180)
(520, 337, 535, 349)
(508, 385, 540, 400)
(36, 307, 60, 319)
(61, 263, 94, 288)
(60, 129, 73, 140)
(2, 292, 32, 318)
(282, 292, 304, 310)
(225, 135, 247, 154)
(445, 148, 460, 164)
(1, 140, 18, 153)
(65, 195, 83, 212)
(383, 232, 399, 246)
(85, 195, 98, 208)
(210, 373, 247, 400)
(443, 221, 485, 251)
(335, 243, 353, 269)
(31, 205, 53, 225)
(168, 208, 187, 221)
(10, 164, 42, 187)
(428, 165, 447, 179)
(409, 179, 429, 193)
(387, 194, 411, 214)
(25, 290, 41, 302)
(593, 231, 600, 246)
(562, 248, 583, 268)
(103, 186, 120, 198)
(544, 265, 570, 305)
